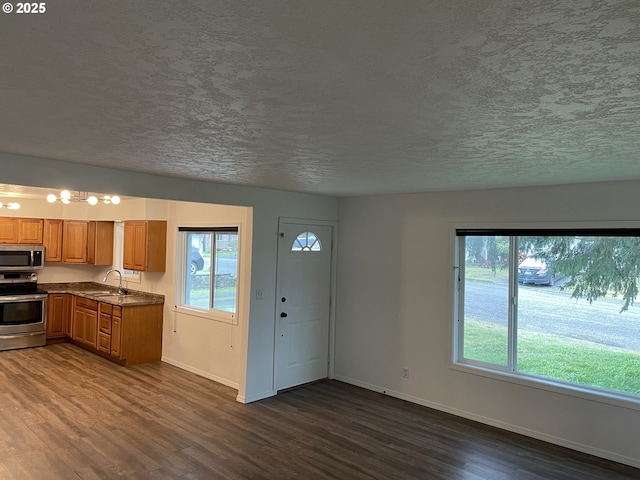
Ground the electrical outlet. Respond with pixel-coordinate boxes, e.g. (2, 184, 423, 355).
(256, 289, 264, 300)
(402, 367, 409, 378)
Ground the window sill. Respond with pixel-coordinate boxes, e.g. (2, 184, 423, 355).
(450, 362, 640, 412)
(174, 305, 237, 325)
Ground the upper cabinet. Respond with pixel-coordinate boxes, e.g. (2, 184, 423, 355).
(87, 221, 114, 265)
(19, 218, 44, 243)
(0, 218, 17, 243)
(0, 218, 43, 244)
(1, 217, 116, 265)
(61, 221, 88, 263)
(61, 220, 113, 265)
(43, 219, 63, 262)
(123, 220, 166, 272)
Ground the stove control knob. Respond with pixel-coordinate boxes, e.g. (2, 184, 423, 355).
(29, 272, 38, 281)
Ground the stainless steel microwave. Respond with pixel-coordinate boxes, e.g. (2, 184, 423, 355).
(0, 245, 44, 271)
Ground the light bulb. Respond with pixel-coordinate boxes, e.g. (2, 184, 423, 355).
(111, 195, 121, 205)
(47, 194, 57, 203)
(0, 202, 3, 208)
(61, 198, 70, 204)
(87, 196, 98, 205)
(60, 190, 71, 200)
(8, 202, 20, 210)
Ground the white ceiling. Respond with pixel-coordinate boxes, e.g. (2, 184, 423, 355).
(1, 1, 639, 197)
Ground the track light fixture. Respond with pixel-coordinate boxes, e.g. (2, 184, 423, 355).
(46, 190, 121, 205)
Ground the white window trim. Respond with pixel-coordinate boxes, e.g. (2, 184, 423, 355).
(450, 220, 640, 412)
(175, 222, 241, 325)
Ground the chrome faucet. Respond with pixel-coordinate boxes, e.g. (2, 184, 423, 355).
(103, 269, 126, 294)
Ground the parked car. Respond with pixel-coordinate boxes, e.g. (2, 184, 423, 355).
(190, 247, 204, 274)
(518, 257, 553, 285)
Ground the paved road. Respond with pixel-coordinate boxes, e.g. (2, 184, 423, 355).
(204, 256, 236, 275)
(464, 281, 640, 351)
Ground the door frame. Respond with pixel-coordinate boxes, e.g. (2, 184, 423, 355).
(274, 217, 338, 392)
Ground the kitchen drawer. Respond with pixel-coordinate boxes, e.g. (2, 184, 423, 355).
(99, 314, 112, 334)
(75, 297, 98, 310)
(97, 332, 111, 353)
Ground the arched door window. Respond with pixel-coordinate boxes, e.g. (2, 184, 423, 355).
(291, 231, 322, 252)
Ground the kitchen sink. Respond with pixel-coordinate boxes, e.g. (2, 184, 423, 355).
(82, 290, 130, 297)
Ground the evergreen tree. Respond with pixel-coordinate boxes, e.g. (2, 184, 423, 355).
(520, 236, 640, 312)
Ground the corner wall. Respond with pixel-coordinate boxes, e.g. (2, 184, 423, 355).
(335, 179, 640, 468)
(159, 200, 252, 389)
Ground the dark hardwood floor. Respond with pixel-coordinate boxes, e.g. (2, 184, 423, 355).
(0, 343, 638, 479)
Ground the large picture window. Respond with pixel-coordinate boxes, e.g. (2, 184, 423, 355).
(455, 229, 640, 401)
(177, 226, 239, 323)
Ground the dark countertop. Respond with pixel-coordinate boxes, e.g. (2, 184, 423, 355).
(39, 282, 165, 306)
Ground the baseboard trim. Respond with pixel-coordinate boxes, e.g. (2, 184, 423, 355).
(237, 389, 276, 404)
(161, 356, 239, 390)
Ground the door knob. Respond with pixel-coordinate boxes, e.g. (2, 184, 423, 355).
(280, 312, 288, 318)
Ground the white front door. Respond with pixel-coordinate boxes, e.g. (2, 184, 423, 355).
(275, 221, 333, 391)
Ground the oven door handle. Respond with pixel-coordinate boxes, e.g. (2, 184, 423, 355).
(0, 294, 48, 303)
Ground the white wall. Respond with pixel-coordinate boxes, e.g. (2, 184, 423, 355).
(335, 179, 640, 468)
(0, 152, 338, 403)
(160, 200, 252, 388)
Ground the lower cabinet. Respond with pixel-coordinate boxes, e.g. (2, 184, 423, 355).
(47, 293, 72, 340)
(97, 303, 120, 355)
(111, 315, 122, 358)
(69, 296, 162, 365)
(73, 297, 98, 349)
(97, 306, 112, 353)
(108, 303, 163, 365)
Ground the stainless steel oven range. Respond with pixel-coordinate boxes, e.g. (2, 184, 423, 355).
(0, 270, 47, 351)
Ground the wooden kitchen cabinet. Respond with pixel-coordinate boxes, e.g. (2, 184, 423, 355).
(73, 296, 98, 349)
(97, 302, 121, 355)
(62, 221, 88, 263)
(18, 218, 44, 243)
(65, 300, 73, 337)
(74, 298, 161, 365)
(43, 219, 64, 262)
(62, 220, 113, 265)
(0, 218, 17, 243)
(0, 217, 43, 244)
(87, 221, 114, 265)
(123, 220, 167, 272)
(115, 303, 162, 365)
(47, 293, 71, 339)
(111, 314, 122, 358)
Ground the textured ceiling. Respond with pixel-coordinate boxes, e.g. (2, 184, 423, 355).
(1, 0, 639, 197)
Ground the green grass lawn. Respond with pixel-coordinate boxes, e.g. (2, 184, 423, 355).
(463, 319, 640, 396)
(464, 264, 509, 285)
